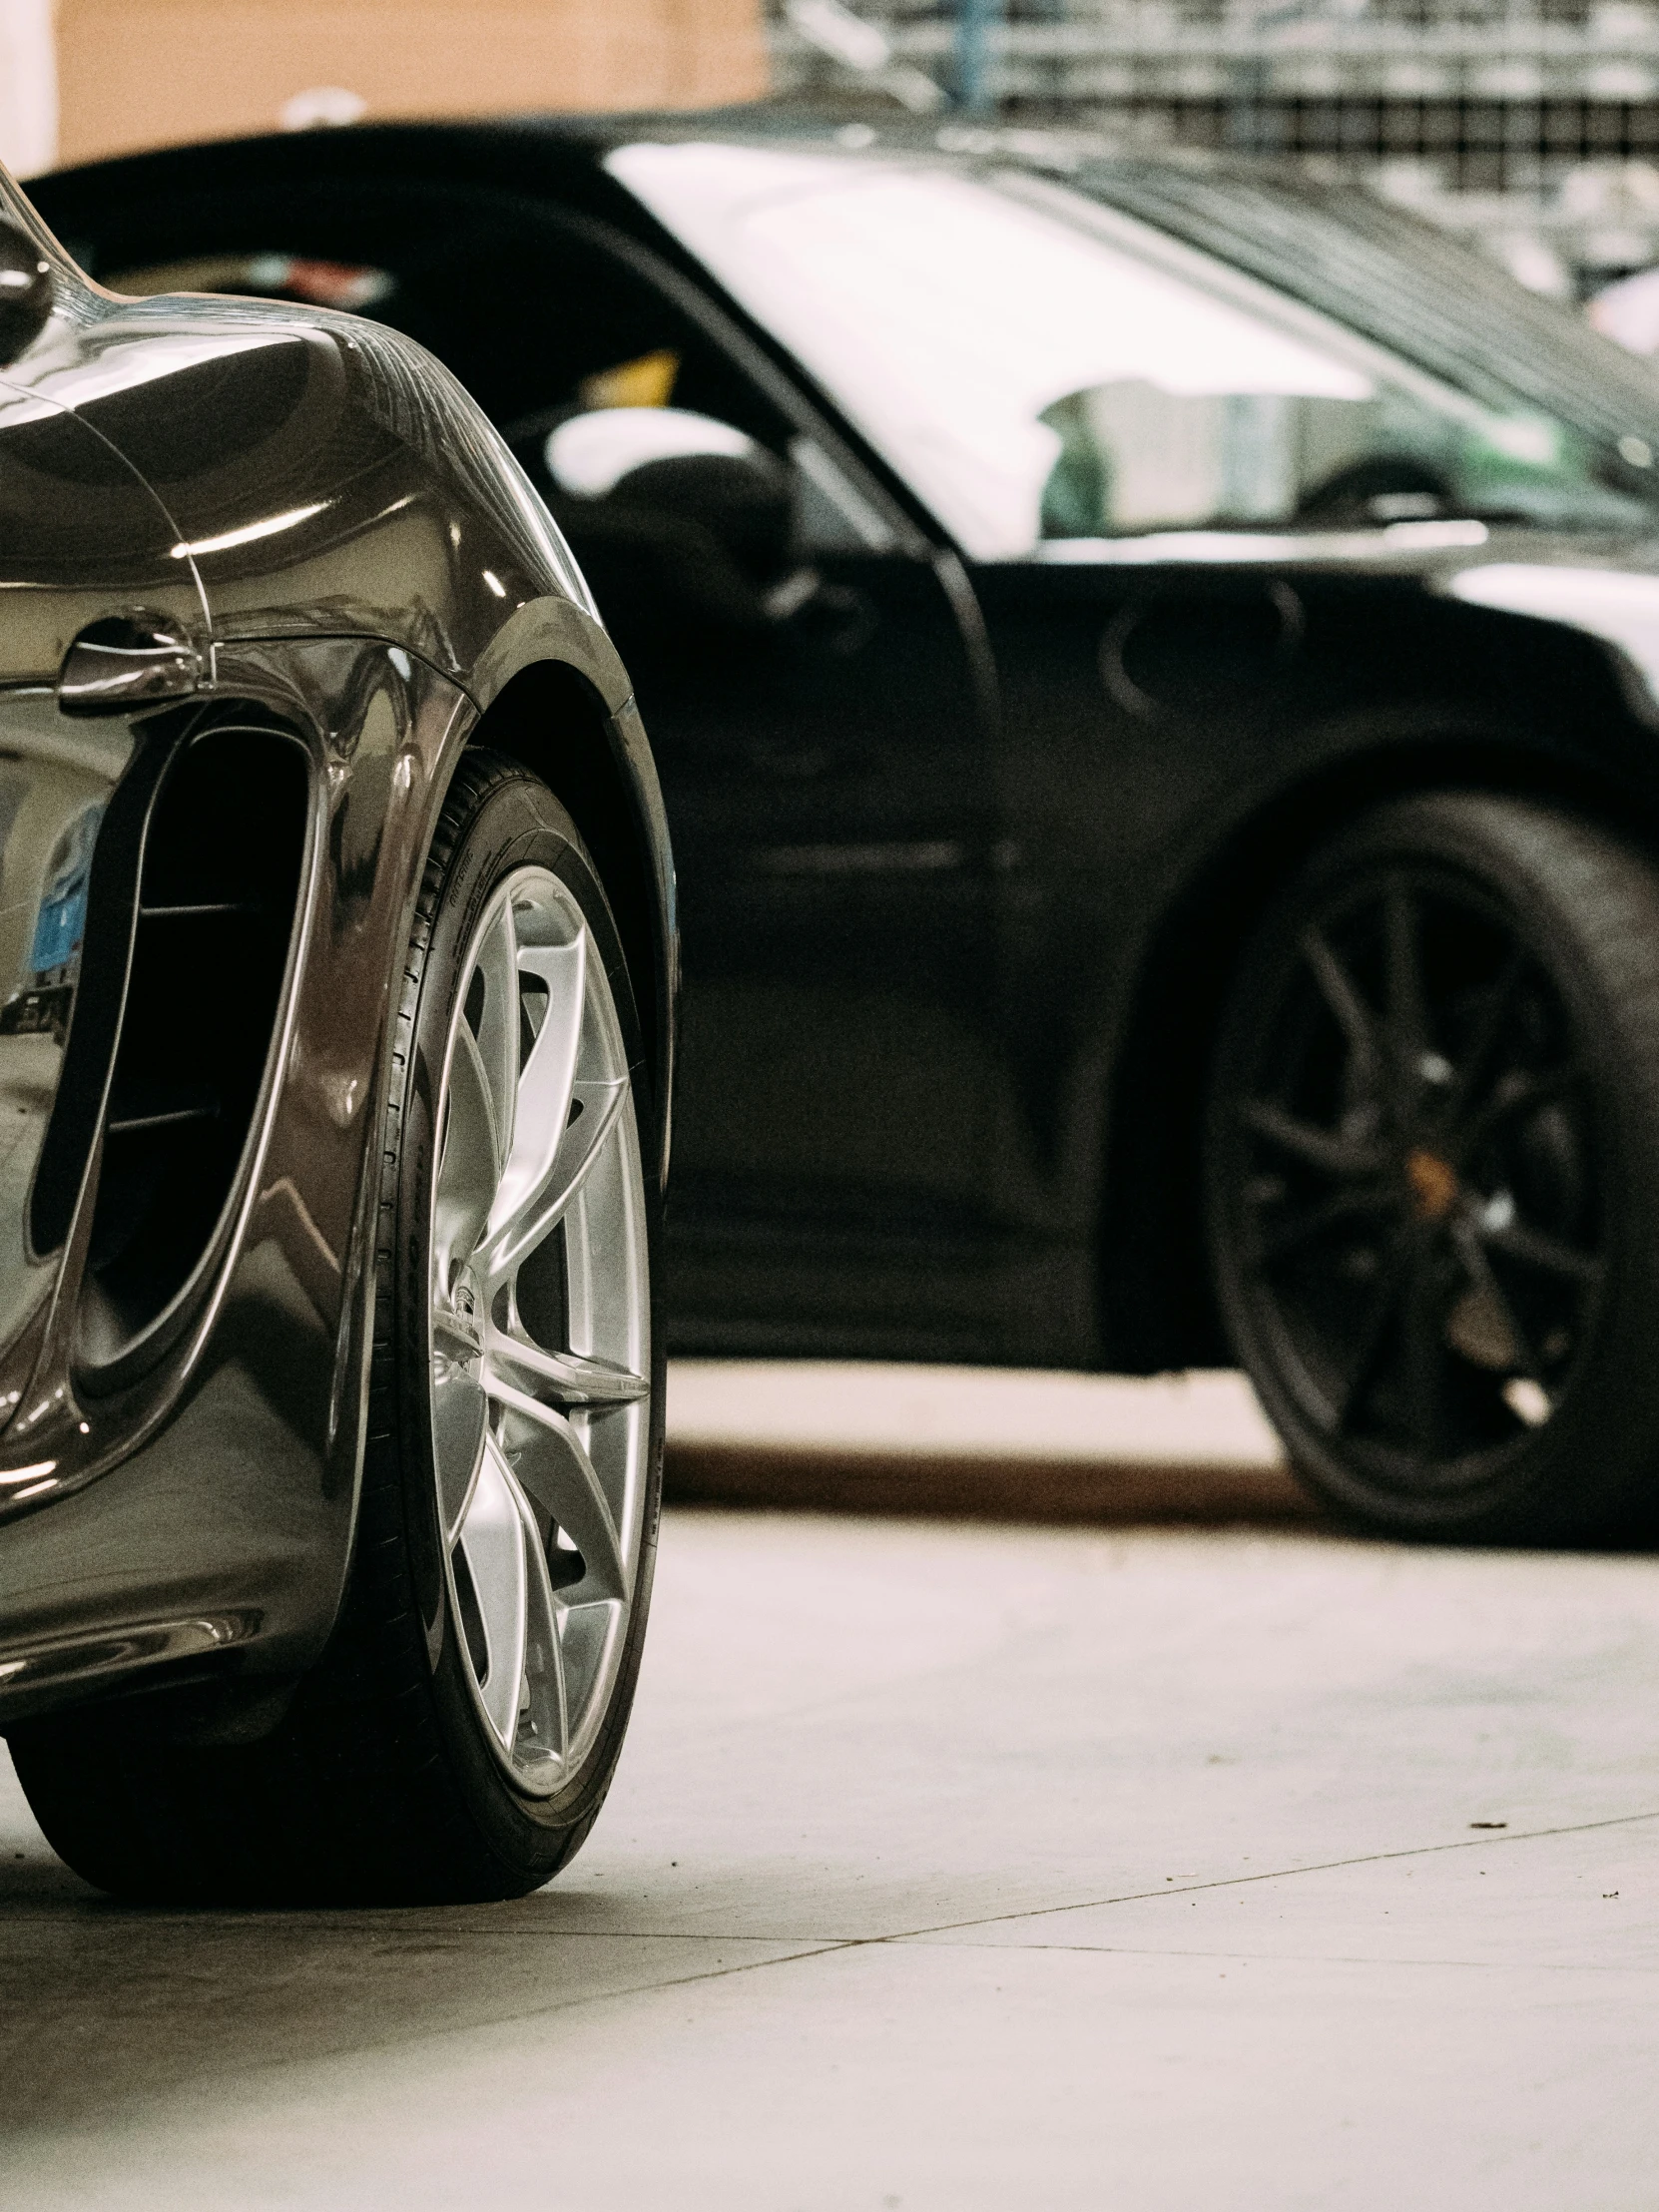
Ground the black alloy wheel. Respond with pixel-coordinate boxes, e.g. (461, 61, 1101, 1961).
(1206, 792, 1659, 1543)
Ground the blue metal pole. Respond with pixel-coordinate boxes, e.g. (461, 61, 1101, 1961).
(956, 0, 1004, 114)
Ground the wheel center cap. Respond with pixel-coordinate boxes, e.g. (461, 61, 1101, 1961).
(1403, 1147, 1459, 1223)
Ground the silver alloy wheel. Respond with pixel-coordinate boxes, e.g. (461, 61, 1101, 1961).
(428, 863, 650, 1795)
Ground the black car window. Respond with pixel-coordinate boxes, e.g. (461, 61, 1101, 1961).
(608, 140, 1659, 559)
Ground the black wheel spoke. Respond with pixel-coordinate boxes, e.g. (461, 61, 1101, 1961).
(1451, 1219, 1549, 1386)
(1301, 923, 1382, 1082)
(1478, 1217, 1602, 1287)
(1456, 1062, 1586, 1157)
(1254, 1184, 1396, 1263)
(1384, 876, 1430, 1071)
(1335, 1227, 1411, 1433)
(1399, 1240, 1449, 1460)
(1238, 1098, 1382, 1177)
(1445, 948, 1528, 1126)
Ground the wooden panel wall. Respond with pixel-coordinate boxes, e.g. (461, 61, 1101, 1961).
(55, 0, 769, 168)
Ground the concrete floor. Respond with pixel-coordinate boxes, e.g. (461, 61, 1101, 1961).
(3, 1379, 1658, 2207)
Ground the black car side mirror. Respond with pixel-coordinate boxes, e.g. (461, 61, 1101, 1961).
(540, 407, 810, 628)
(0, 221, 53, 368)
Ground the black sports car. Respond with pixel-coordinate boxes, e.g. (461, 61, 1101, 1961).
(0, 166, 676, 1901)
(35, 113, 1659, 1554)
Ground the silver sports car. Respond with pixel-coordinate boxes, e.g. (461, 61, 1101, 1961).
(0, 165, 676, 1904)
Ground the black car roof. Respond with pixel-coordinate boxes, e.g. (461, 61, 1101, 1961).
(31, 104, 1659, 456)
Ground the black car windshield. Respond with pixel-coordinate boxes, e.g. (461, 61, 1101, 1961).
(609, 140, 1659, 559)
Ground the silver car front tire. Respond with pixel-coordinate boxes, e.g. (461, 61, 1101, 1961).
(12, 751, 665, 1904)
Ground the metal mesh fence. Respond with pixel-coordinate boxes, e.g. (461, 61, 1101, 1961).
(769, 0, 1659, 295)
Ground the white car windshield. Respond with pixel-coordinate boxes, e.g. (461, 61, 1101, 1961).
(608, 141, 1654, 560)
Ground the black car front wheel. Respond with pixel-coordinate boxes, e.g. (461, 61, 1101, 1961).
(1206, 791, 1659, 1543)
(12, 752, 664, 1902)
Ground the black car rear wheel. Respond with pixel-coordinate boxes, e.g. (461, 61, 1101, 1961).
(11, 752, 664, 1902)
(1206, 791, 1659, 1543)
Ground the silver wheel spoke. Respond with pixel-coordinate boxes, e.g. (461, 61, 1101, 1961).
(518, 1488, 570, 1769)
(485, 937, 586, 1250)
(435, 1378, 487, 1545)
(485, 1327, 649, 1405)
(478, 1077, 628, 1288)
(472, 902, 521, 1173)
(489, 1374, 626, 1599)
(434, 1021, 498, 1284)
(457, 1435, 530, 1750)
(427, 862, 650, 1793)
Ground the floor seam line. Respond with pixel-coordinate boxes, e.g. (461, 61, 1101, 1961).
(855, 1805, 1659, 1944)
(902, 1938, 1659, 1972)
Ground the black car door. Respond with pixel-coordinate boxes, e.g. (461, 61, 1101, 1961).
(488, 233, 1002, 1355)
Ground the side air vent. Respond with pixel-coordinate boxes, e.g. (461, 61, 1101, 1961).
(78, 728, 308, 1373)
